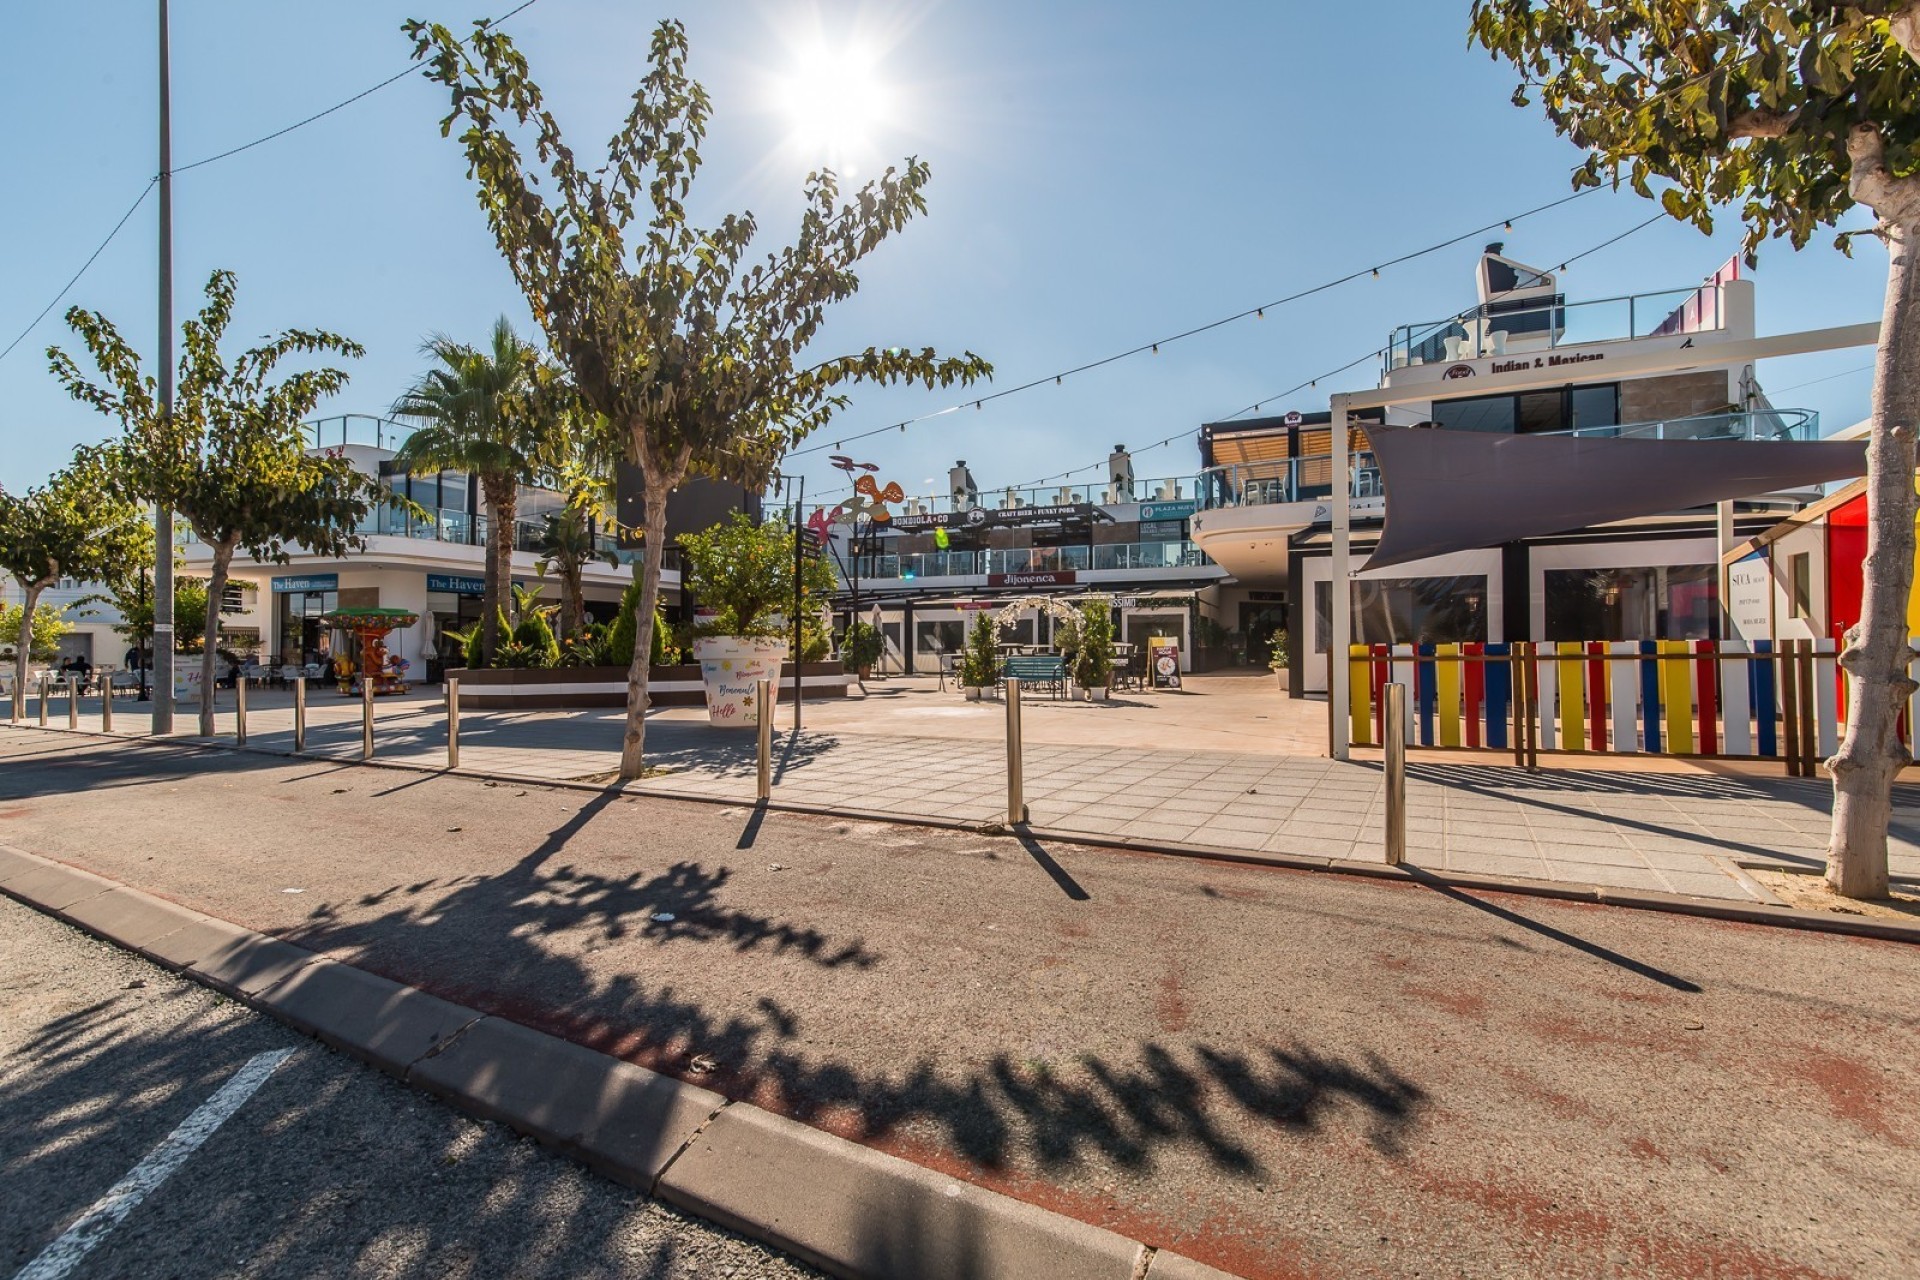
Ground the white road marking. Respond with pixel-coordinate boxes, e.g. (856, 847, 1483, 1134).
(12, 1048, 295, 1280)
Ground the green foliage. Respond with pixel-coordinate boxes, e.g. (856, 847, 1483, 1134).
(841, 621, 884, 671)
(679, 513, 835, 639)
(0, 603, 71, 662)
(512, 608, 561, 666)
(960, 611, 998, 687)
(1467, 2, 1920, 257)
(115, 576, 211, 653)
(493, 638, 547, 668)
(558, 622, 611, 667)
(1268, 630, 1291, 670)
(1074, 602, 1114, 691)
(443, 623, 483, 669)
(607, 573, 672, 668)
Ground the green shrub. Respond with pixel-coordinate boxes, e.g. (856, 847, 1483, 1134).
(513, 609, 561, 667)
(960, 611, 997, 687)
(494, 639, 546, 668)
(842, 621, 884, 671)
(1074, 601, 1114, 691)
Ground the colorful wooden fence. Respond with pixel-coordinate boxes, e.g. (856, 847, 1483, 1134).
(1347, 639, 1840, 766)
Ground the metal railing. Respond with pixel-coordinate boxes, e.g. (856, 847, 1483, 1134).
(358, 505, 621, 556)
(850, 540, 1212, 580)
(1197, 409, 1820, 512)
(1386, 283, 1725, 371)
(308, 414, 414, 452)
(846, 475, 1202, 520)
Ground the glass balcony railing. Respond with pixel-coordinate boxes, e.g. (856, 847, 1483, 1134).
(1197, 409, 1821, 512)
(849, 540, 1211, 581)
(1386, 283, 1725, 371)
(854, 476, 1202, 519)
(360, 505, 620, 557)
(308, 414, 414, 452)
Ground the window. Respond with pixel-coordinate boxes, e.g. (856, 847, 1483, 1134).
(1542, 565, 1718, 641)
(1314, 577, 1488, 649)
(1431, 382, 1619, 436)
(1789, 552, 1812, 619)
(916, 619, 965, 655)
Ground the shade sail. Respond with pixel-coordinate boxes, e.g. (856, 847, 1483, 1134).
(1363, 425, 1866, 570)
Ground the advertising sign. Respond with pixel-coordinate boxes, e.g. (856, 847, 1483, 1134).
(270, 574, 338, 593)
(1139, 500, 1197, 521)
(426, 574, 485, 595)
(987, 570, 1078, 588)
(890, 503, 1099, 532)
(1727, 551, 1773, 643)
(1149, 639, 1182, 690)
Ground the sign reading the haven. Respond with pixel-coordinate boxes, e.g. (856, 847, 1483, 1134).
(271, 574, 338, 593)
(427, 574, 486, 596)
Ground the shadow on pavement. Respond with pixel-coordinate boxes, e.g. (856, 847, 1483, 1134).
(279, 802, 1429, 1186)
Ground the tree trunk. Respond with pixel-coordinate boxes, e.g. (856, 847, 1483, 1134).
(1827, 225, 1920, 900)
(199, 543, 233, 738)
(13, 580, 46, 722)
(480, 474, 517, 664)
(563, 560, 584, 642)
(619, 474, 674, 781)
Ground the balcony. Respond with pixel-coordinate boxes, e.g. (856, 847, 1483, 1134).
(874, 475, 1201, 518)
(848, 540, 1212, 581)
(1386, 283, 1726, 371)
(361, 504, 622, 557)
(1197, 409, 1818, 512)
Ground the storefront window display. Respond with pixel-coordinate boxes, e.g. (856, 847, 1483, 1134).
(1314, 576, 1489, 649)
(1543, 564, 1718, 641)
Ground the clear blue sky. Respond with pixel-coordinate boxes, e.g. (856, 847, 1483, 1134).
(0, 1, 1891, 502)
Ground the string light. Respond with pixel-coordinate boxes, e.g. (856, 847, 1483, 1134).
(786, 184, 1604, 460)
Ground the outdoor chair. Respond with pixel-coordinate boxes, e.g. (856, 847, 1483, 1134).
(935, 650, 957, 691)
(1003, 654, 1067, 700)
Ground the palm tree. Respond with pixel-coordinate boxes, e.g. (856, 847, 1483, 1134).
(534, 505, 612, 640)
(391, 318, 545, 665)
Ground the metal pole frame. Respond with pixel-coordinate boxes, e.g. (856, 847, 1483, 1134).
(1005, 676, 1026, 825)
(101, 680, 113, 733)
(292, 676, 307, 753)
(234, 675, 247, 745)
(361, 676, 374, 760)
(38, 675, 49, 728)
(67, 678, 79, 730)
(445, 677, 459, 769)
(1384, 682, 1407, 865)
(756, 678, 773, 802)
(1329, 398, 1352, 761)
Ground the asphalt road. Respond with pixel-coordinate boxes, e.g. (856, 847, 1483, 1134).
(0, 893, 819, 1280)
(2, 726, 1917, 1279)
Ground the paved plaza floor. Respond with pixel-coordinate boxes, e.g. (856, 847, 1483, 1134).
(14, 674, 1920, 904)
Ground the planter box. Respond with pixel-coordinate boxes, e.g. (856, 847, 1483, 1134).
(451, 662, 852, 710)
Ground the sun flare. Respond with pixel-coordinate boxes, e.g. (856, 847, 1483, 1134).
(778, 43, 891, 173)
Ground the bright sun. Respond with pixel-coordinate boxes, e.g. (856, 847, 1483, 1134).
(778, 44, 890, 173)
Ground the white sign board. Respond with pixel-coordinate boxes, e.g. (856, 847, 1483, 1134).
(1727, 551, 1772, 643)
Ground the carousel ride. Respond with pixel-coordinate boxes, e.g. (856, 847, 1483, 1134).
(319, 607, 418, 696)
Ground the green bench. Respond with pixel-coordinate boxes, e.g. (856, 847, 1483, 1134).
(1002, 654, 1066, 699)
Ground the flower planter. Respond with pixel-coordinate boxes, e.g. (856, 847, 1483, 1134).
(1089, 685, 1110, 702)
(693, 636, 789, 727)
(963, 685, 984, 701)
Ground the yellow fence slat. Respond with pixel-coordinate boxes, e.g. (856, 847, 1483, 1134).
(1555, 641, 1584, 752)
(1659, 639, 1694, 754)
(1349, 645, 1373, 746)
(1436, 643, 1462, 746)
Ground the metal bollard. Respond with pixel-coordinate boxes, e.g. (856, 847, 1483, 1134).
(292, 677, 307, 753)
(445, 677, 460, 769)
(235, 675, 248, 745)
(38, 676, 49, 728)
(756, 678, 773, 802)
(10, 675, 20, 724)
(101, 682, 113, 732)
(1384, 682, 1407, 866)
(1006, 676, 1027, 825)
(67, 679, 79, 730)
(362, 677, 374, 760)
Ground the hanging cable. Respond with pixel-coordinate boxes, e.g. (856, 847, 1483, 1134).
(0, 179, 157, 365)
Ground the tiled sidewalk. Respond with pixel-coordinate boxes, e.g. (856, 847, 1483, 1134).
(22, 690, 1920, 904)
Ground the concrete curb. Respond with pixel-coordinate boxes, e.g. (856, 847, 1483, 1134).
(0, 842, 1236, 1280)
(10, 720, 1920, 946)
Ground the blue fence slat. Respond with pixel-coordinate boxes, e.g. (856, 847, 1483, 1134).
(1417, 643, 1436, 746)
(1752, 639, 1777, 757)
(1638, 639, 1662, 753)
(1484, 643, 1510, 750)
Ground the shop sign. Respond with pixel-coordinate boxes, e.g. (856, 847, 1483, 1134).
(987, 570, 1078, 588)
(426, 574, 485, 595)
(892, 503, 1097, 532)
(270, 574, 338, 593)
(1727, 551, 1772, 642)
(1139, 500, 1196, 521)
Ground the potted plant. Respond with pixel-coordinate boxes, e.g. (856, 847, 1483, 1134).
(679, 513, 831, 727)
(842, 621, 884, 679)
(1268, 630, 1290, 689)
(959, 610, 997, 700)
(1074, 600, 1115, 702)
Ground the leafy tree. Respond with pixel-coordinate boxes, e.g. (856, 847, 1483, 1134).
(50, 270, 381, 736)
(840, 621, 885, 674)
(1074, 600, 1115, 692)
(0, 454, 147, 710)
(1469, 2, 1920, 899)
(110, 576, 211, 654)
(404, 16, 991, 779)
(679, 512, 835, 639)
(0, 603, 72, 664)
(390, 317, 549, 665)
(534, 506, 611, 641)
(960, 611, 999, 689)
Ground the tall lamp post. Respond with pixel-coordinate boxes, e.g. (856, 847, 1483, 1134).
(151, 0, 176, 734)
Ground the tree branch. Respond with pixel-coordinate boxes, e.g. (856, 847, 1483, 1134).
(1847, 123, 1920, 227)
(1726, 108, 1795, 140)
